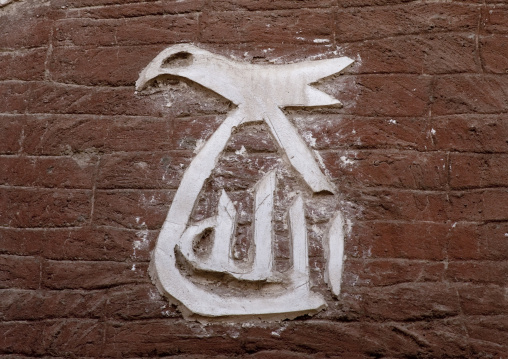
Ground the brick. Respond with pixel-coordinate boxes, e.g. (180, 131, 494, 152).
(339, 75, 431, 117)
(344, 188, 448, 222)
(335, 3, 478, 42)
(447, 223, 481, 260)
(22, 115, 172, 155)
(450, 153, 508, 189)
(447, 191, 484, 222)
(456, 284, 508, 316)
(92, 190, 173, 229)
(104, 284, 178, 320)
(350, 222, 448, 260)
(63, 0, 204, 18)
(43, 319, 104, 357)
(0, 155, 97, 189)
(103, 320, 244, 357)
(226, 122, 278, 153)
(402, 319, 470, 358)
(97, 152, 192, 189)
(41, 227, 156, 262)
(293, 115, 430, 151)
(48, 45, 166, 86)
(342, 259, 444, 288)
(51, 0, 160, 7)
(0, 228, 43, 256)
(201, 9, 333, 44)
(432, 75, 508, 115)
(357, 283, 460, 321)
(466, 316, 508, 351)
(447, 261, 508, 285)
(207, 0, 333, 11)
(483, 189, 508, 221)
(322, 150, 447, 190)
(0, 115, 24, 154)
(0, 48, 47, 81)
(0, 4, 55, 50)
(0, 288, 105, 320)
(0, 255, 40, 289)
(432, 115, 508, 153)
(482, 5, 508, 34)
(345, 34, 478, 75)
(0, 188, 91, 228)
(42, 260, 148, 289)
(53, 15, 199, 47)
(172, 116, 231, 151)
(480, 35, 508, 73)
(478, 222, 508, 260)
(0, 321, 45, 356)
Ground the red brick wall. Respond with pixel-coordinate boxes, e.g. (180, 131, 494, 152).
(1, 0, 508, 357)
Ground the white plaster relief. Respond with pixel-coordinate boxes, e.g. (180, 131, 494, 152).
(136, 44, 353, 320)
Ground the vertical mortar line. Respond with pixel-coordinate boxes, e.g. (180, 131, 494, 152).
(331, 1, 337, 49)
(44, 27, 54, 81)
(476, 3, 485, 73)
(89, 155, 101, 225)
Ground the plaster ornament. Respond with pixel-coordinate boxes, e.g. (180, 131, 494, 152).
(136, 44, 353, 320)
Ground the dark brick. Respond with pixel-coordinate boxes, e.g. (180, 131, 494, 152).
(478, 222, 508, 260)
(22, 115, 172, 155)
(207, 0, 334, 11)
(482, 5, 508, 34)
(339, 75, 431, 117)
(62, 0, 204, 18)
(0, 48, 47, 81)
(358, 283, 460, 321)
(447, 261, 508, 285)
(104, 284, 178, 320)
(350, 222, 448, 260)
(480, 35, 508, 73)
(343, 259, 444, 287)
(344, 34, 478, 75)
(0, 288, 105, 320)
(344, 188, 448, 222)
(450, 153, 508, 189)
(432, 75, 508, 115)
(0, 255, 40, 289)
(322, 150, 447, 190)
(0, 155, 97, 189)
(432, 115, 508, 153)
(41, 227, 156, 262)
(0, 321, 45, 355)
(0, 187, 91, 228)
(43, 319, 104, 357)
(293, 115, 430, 151)
(201, 9, 333, 44)
(0, 115, 24, 154)
(42, 260, 148, 289)
(335, 3, 478, 42)
(457, 284, 508, 316)
(92, 189, 173, 229)
(0, 228, 43, 256)
(53, 15, 199, 47)
(97, 152, 192, 189)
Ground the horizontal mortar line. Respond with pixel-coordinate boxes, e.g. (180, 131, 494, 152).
(334, 0, 482, 11)
(65, 9, 204, 19)
(94, 187, 176, 192)
(337, 30, 487, 45)
(0, 226, 92, 231)
(0, 46, 48, 54)
(0, 112, 164, 120)
(0, 184, 93, 191)
(348, 258, 508, 264)
(343, 184, 508, 194)
(319, 148, 453, 155)
(43, 258, 149, 264)
(354, 219, 495, 225)
(430, 113, 508, 119)
(94, 224, 159, 232)
(0, 79, 135, 90)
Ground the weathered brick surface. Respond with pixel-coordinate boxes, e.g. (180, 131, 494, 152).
(1, 0, 507, 357)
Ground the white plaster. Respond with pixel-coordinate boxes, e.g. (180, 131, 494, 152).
(325, 212, 345, 296)
(313, 39, 330, 43)
(137, 44, 353, 320)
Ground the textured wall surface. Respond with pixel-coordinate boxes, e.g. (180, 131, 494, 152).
(1, 0, 508, 357)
